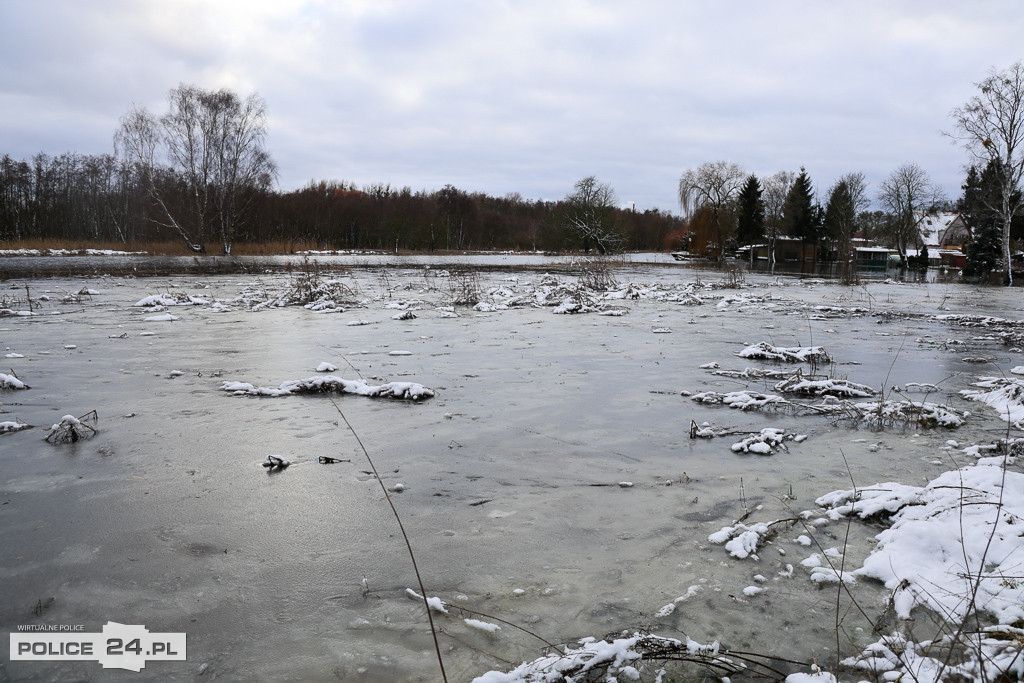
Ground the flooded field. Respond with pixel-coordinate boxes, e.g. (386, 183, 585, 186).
(1, 261, 1022, 681)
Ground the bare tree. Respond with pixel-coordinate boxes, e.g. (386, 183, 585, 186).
(949, 61, 1024, 284)
(761, 170, 795, 268)
(562, 176, 624, 254)
(877, 163, 944, 267)
(115, 84, 276, 254)
(678, 161, 745, 260)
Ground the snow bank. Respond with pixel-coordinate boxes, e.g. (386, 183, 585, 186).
(820, 461, 1024, 623)
(961, 377, 1024, 426)
(222, 376, 435, 401)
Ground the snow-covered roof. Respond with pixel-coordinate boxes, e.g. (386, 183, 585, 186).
(915, 211, 963, 247)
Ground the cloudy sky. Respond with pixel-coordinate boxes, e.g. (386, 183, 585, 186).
(2, 1, 1022, 213)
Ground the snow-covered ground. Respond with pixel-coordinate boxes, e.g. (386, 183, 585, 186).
(2, 264, 1024, 681)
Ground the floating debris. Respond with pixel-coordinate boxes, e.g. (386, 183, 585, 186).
(262, 455, 290, 470)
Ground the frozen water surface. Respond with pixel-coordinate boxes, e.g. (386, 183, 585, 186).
(1, 263, 1022, 681)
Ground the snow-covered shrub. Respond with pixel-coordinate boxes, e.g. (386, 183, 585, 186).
(45, 411, 97, 443)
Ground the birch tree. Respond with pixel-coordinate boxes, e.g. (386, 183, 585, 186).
(115, 84, 276, 254)
(761, 170, 795, 268)
(949, 61, 1024, 284)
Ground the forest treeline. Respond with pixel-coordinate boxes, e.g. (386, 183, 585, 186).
(0, 151, 683, 253)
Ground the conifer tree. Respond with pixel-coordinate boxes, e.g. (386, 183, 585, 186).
(782, 168, 818, 270)
(735, 174, 765, 266)
(961, 160, 1019, 280)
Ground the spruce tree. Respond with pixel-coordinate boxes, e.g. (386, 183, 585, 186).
(962, 160, 1012, 281)
(783, 168, 817, 270)
(735, 174, 765, 266)
(824, 180, 857, 280)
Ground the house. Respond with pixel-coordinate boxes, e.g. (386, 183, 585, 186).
(916, 211, 969, 250)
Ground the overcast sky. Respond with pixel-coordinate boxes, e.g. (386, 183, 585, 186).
(2, 1, 1022, 213)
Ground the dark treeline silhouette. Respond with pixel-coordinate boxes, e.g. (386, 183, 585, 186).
(0, 152, 683, 253)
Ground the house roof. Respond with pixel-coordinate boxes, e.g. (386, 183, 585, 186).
(915, 211, 965, 247)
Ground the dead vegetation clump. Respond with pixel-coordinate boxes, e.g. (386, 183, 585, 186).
(0, 418, 32, 434)
(44, 410, 97, 443)
(445, 269, 483, 306)
(577, 255, 621, 291)
(690, 389, 965, 429)
(285, 257, 359, 308)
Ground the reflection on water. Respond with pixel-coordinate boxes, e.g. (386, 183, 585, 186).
(0, 265, 1020, 680)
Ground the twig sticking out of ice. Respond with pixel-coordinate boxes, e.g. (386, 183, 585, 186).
(222, 376, 435, 401)
(0, 372, 29, 390)
(738, 342, 831, 364)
